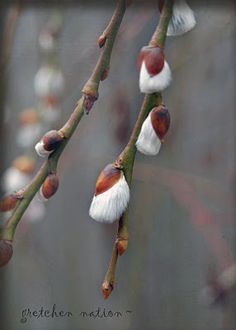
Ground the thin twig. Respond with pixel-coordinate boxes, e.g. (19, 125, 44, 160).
(101, 0, 173, 299)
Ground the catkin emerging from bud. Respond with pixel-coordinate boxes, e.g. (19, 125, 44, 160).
(138, 46, 172, 94)
(89, 164, 130, 223)
(136, 104, 170, 155)
(35, 130, 64, 157)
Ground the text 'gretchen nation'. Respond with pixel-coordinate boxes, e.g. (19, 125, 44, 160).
(20, 305, 132, 323)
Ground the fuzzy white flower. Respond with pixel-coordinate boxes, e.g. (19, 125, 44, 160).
(136, 112, 162, 155)
(17, 123, 42, 148)
(34, 65, 64, 99)
(35, 141, 52, 158)
(136, 105, 170, 156)
(139, 60, 172, 94)
(35, 130, 64, 158)
(138, 46, 172, 94)
(42, 105, 61, 124)
(89, 164, 130, 223)
(2, 167, 31, 193)
(39, 31, 56, 53)
(167, 0, 196, 36)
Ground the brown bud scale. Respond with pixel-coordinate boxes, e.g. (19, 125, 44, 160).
(42, 130, 64, 151)
(0, 194, 18, 212)
(151, 105, 170, 139)
(97, 34, 106, 48)
(41, 174, 59, 199)
(95, 164, 121, 196)
(137, 46, 165, 76)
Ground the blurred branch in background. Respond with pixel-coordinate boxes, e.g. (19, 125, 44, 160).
(0, 1, 21, 177)
(0, 1, 21, 326)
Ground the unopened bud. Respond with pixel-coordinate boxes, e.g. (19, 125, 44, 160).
(35, 130, 64, 157)
(151, 104, 170, 140)
(0, 194, 18, 212)
(83, 94, 98, 114)
(97, 34, 106, 48)
(0, 240, 13, 267)
(116, 238, 128, 256)
(101, 280, 113, 299)
(39, 173, 59, 201)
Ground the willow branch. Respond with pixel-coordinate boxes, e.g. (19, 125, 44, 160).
(0, 0, 127, 242)
(102, 0, 173, 299)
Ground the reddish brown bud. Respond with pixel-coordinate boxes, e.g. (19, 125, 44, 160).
(151, 105, 170, 140)
(95, 164, 121, 196)
(116, 238, 128, 256)
(0, 240, 13, 267)
(83, 94, 98, 114)
(137, 46, 165, 76)
(40, 174, 59, 200)
(158, 0, 164, 12)
(100, 67, 110, 81)
(0, 194, 18, 212)
(42, 130, 64, 151)
(125, 0, 132, 7)
(82, 81, 99, 114)
(12, 156, 36, 174)
(97, 34, 106, 48)
(101, 280, 113, 299)
(19, 108, 40, 125)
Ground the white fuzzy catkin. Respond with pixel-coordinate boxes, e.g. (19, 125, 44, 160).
(17, 123, 42, 148)
(136, 111, 162, 156)
(35, 141, 52, 158)
(139, 61, 172, 94)
(167, 0, 196, 36)
(2, 167, 31, 193)
(34, 66, 64, 99)
(42, 105, 61, 124)
(89, 174, 130, 223)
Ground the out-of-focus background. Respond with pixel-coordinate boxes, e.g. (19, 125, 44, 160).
(0, 1, 235, 329)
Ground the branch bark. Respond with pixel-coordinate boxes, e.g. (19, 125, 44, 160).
(102, 0, 173, 299)
(0, 0, 127, 242)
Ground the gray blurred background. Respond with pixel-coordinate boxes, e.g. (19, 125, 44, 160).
(0, 1, 235, 329)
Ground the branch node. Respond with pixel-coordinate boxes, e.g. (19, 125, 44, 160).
(116, 237, 128, 256)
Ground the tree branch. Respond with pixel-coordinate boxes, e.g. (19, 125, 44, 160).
(0, 0, 127, 244)
(101, 0, 173, 299)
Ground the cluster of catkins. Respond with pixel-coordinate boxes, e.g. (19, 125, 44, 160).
(0, 1, 196, 267)
(89, 0, 196, 224)
(1, 14, 65, 225)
